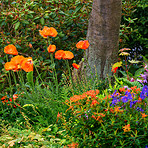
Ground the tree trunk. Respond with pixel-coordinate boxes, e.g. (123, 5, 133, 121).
(75, 0, 122, 80)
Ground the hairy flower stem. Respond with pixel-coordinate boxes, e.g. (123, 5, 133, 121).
(34, 65, 46, 88)
(50, 53, 59, 94)
(125, 56, 130, 80)
(12, 71, 19, 91)
(6, 55, 13, 95)
(65, 60, 75, 89)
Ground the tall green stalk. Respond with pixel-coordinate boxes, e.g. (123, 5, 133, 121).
(50, 53, 59, 94)
(6, 55, 13, 95)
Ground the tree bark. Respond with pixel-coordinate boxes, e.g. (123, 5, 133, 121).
(74, 0, 122, 80)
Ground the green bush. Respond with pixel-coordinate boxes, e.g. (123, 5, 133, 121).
(120, 0, 148, 54)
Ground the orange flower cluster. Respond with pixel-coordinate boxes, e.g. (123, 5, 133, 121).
(5, 55, 33, 72)
(91, 113, 105, 121)
(122, 124, 131, 132)
(130, 86, 141, 94)
(39, 26, 58, 38)
(91, 100, 99, 106)
(68, 89, 99, 103)
(64, 142, 79, 148)
(65, 89, 100, 114)
(4, 45, 33, 72)
(1, 94, 20, 108)
(55, 50, 74, 60)
(76, 40, 89, 50)
(141, 113, 148, 118)
(119, 86, 141, 94)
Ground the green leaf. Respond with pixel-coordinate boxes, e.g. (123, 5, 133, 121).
(40, 17, 45, 25)
(26, 71, 34, 88)
(21, 20, 30, 25)
(118, 78, 142, 87)
(73, 5, 82, 15)
(15, 21, 20, 30)
(134, 68, 145, 77)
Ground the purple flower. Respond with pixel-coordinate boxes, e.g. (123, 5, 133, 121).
(140, 85, 148, 100)
(130, 78, 135, 82)
(87, 109, 91, 113)
(121, 96, 128, 103)
(124, 86, 129, 89)
(110, 90, 120, 106)
(85, 114, 88, 119)
(112, 90, 117, 96)
(130, 100, 138, 108)
(111, 98, 120, 106)
(137, 79, 143, 83)
(140, 73, 148, 83)
(145, 145, 148, 148)
(121, 91, 133, 103)
(136, 107, 144, 112)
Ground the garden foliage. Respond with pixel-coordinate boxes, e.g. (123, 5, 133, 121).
(0, 0, 148, 147)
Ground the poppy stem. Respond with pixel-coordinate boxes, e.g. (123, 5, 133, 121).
(50, 53, 59, 94)
(65, 60, 75, 90)
(34, 65, 46, 88)
(6, 55, 13, 95)
(12, 71, 19, 91)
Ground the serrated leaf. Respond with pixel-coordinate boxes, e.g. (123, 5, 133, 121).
(134, 68, 145, 77)
(112, 61, 122, 69)
(118, 78, 142, 87)
(15, 21, 20, 30)
(128, 59, 141, 64)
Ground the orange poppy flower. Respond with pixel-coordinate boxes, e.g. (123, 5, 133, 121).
(47, 44, 56, 53)
(10, 55, 25, 70)
(4, 44, 18, 55)
(76, 40, 89, 50)
(4, 62, 17, 71)
(72, 63, 80, 69)
(55, 50, 65, 60)
(21, 57, 33, 72)
(39, 30, 47, 38)
(39, 26, 58, 38)
(63, 51, 74, 60)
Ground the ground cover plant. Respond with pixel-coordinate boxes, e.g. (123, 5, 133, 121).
(0, 0, 148, 148)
